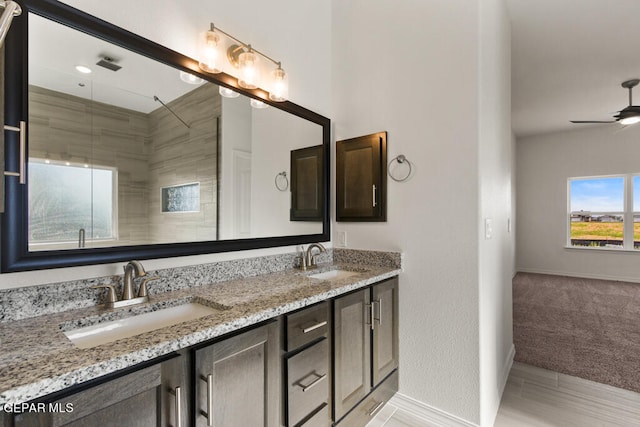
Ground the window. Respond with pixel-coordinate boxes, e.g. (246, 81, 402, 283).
(28, 160, 117, 246)
(568, 175, 640, 250)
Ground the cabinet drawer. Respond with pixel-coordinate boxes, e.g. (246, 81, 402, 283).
(287, 339, 329, 426)
(336, 369, 398, 427)
(297, 403, 329, 427)
(287, 301, 328, 351)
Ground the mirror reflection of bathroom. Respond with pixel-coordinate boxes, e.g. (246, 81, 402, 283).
(26, 13, 323, 251)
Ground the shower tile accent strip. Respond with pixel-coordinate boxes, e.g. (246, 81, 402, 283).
(0, 249, 402, 405)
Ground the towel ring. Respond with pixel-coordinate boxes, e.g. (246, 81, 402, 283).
(275, 171, 289, 191)
(388, 154, 412, 182)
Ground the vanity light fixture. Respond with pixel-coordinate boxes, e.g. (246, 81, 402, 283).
(0, 1, 21, 48)
(219, 86, 239, 98)
(198, 23, 289, 102)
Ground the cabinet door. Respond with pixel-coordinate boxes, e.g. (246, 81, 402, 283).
(14, 364, 162, 427)
(160, 350, 190, 427)
(372, 278, 399, 386)
(336, 131, 387, 222)
(333, 289, 371, 421)
(290, 145, 324, 221)
(195, 321, 280, 427)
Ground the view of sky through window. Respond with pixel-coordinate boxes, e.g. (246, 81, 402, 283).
(570, 177, 624, 212)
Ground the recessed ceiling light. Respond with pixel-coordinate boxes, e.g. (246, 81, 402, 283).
(75, 65, 92, 74)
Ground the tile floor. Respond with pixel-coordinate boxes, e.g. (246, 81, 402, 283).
(368, 362, 640, 427)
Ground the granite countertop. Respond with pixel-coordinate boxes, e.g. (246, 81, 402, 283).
(0, 262, 400, 405)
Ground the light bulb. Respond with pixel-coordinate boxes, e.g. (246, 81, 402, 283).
(238, 49, 259, 89)
(199, 29, 222, 73)
(250, 99, 268, 109)
(179, 71, 204, 85)
(219, 86, 240, 98)
(620, 115, 640, 126)
(269, 66, 288, 102)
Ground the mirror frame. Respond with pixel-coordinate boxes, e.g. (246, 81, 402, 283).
(2, 0, 330, 272)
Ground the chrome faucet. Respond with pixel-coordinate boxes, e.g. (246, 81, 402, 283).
(122, 260, 147, 300)
(301, 243, 326, 270)
(93, 260, 160, 308)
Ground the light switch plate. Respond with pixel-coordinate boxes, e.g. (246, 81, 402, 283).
(337, 231, 347, 247)
(485, 218, 493, 240)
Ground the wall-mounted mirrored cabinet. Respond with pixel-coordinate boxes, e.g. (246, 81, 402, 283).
(2, 0, 329, 272)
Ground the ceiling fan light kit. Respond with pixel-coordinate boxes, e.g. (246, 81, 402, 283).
(571, 79, 640, 126)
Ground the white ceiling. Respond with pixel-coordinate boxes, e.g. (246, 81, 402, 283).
(509, 0, 640, 137)
(28, 13, 203, 113)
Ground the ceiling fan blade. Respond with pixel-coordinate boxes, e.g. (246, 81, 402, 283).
(570, 120, 616, 124)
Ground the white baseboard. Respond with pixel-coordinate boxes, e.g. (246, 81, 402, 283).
(388, 393, 479, 427)
(516, 268, 640, 284)
(388, 346, 514, 427)
(500, 344, 516, 396)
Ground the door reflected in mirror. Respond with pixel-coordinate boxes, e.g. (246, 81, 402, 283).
(26, 13, 323, 251)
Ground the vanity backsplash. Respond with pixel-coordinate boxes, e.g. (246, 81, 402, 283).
(0, 248, 402, 323)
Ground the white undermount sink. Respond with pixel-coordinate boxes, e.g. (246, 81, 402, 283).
(308, 269, 360, 281)
(63, 302, 222, 349)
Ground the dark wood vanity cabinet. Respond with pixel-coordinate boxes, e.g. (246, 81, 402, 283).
(4, 277, 399, 427)
(336, 132, 387, 222)
(290, 145, 324, 222)
(194, 321, 281, 427)
(12, 352, 189, 427)
(333, 277, 399, 425)
(284, 301, 330, 426)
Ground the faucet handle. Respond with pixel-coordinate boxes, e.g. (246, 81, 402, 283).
(137, 276, 160, 298)
(92, 284, 117, 303)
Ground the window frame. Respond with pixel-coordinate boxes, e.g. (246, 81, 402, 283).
(567, 174, 637, 250)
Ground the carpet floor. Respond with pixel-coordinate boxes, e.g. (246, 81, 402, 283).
(513, 272, 640, 394)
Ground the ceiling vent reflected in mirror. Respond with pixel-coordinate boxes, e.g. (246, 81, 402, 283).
(95, 56, 121, 71)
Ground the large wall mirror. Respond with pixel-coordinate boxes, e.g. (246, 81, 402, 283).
(2, 0, 329, 272)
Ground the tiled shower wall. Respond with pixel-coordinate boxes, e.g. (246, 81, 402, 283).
(28, 84, 220, 247)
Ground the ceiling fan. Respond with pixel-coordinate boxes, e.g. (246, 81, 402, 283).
(570, 79, 640, 126)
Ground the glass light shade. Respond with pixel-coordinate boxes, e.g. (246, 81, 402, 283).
(219, 86, 240, 98)
(179, 71, 204, 85)
(269, 67, 288, 102)
(250, 99, 268, 109)
(620, 115, 640, 125)
(198, 30, 222, 73)
(238, 50, 259, 89)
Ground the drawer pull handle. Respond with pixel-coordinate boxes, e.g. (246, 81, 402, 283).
(299, 372, 327, 392)
(302, 320, 327, 334)
(168, 386, 182, 427)
(368, 401, 385, 417)
(199, 374, 214, 426)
